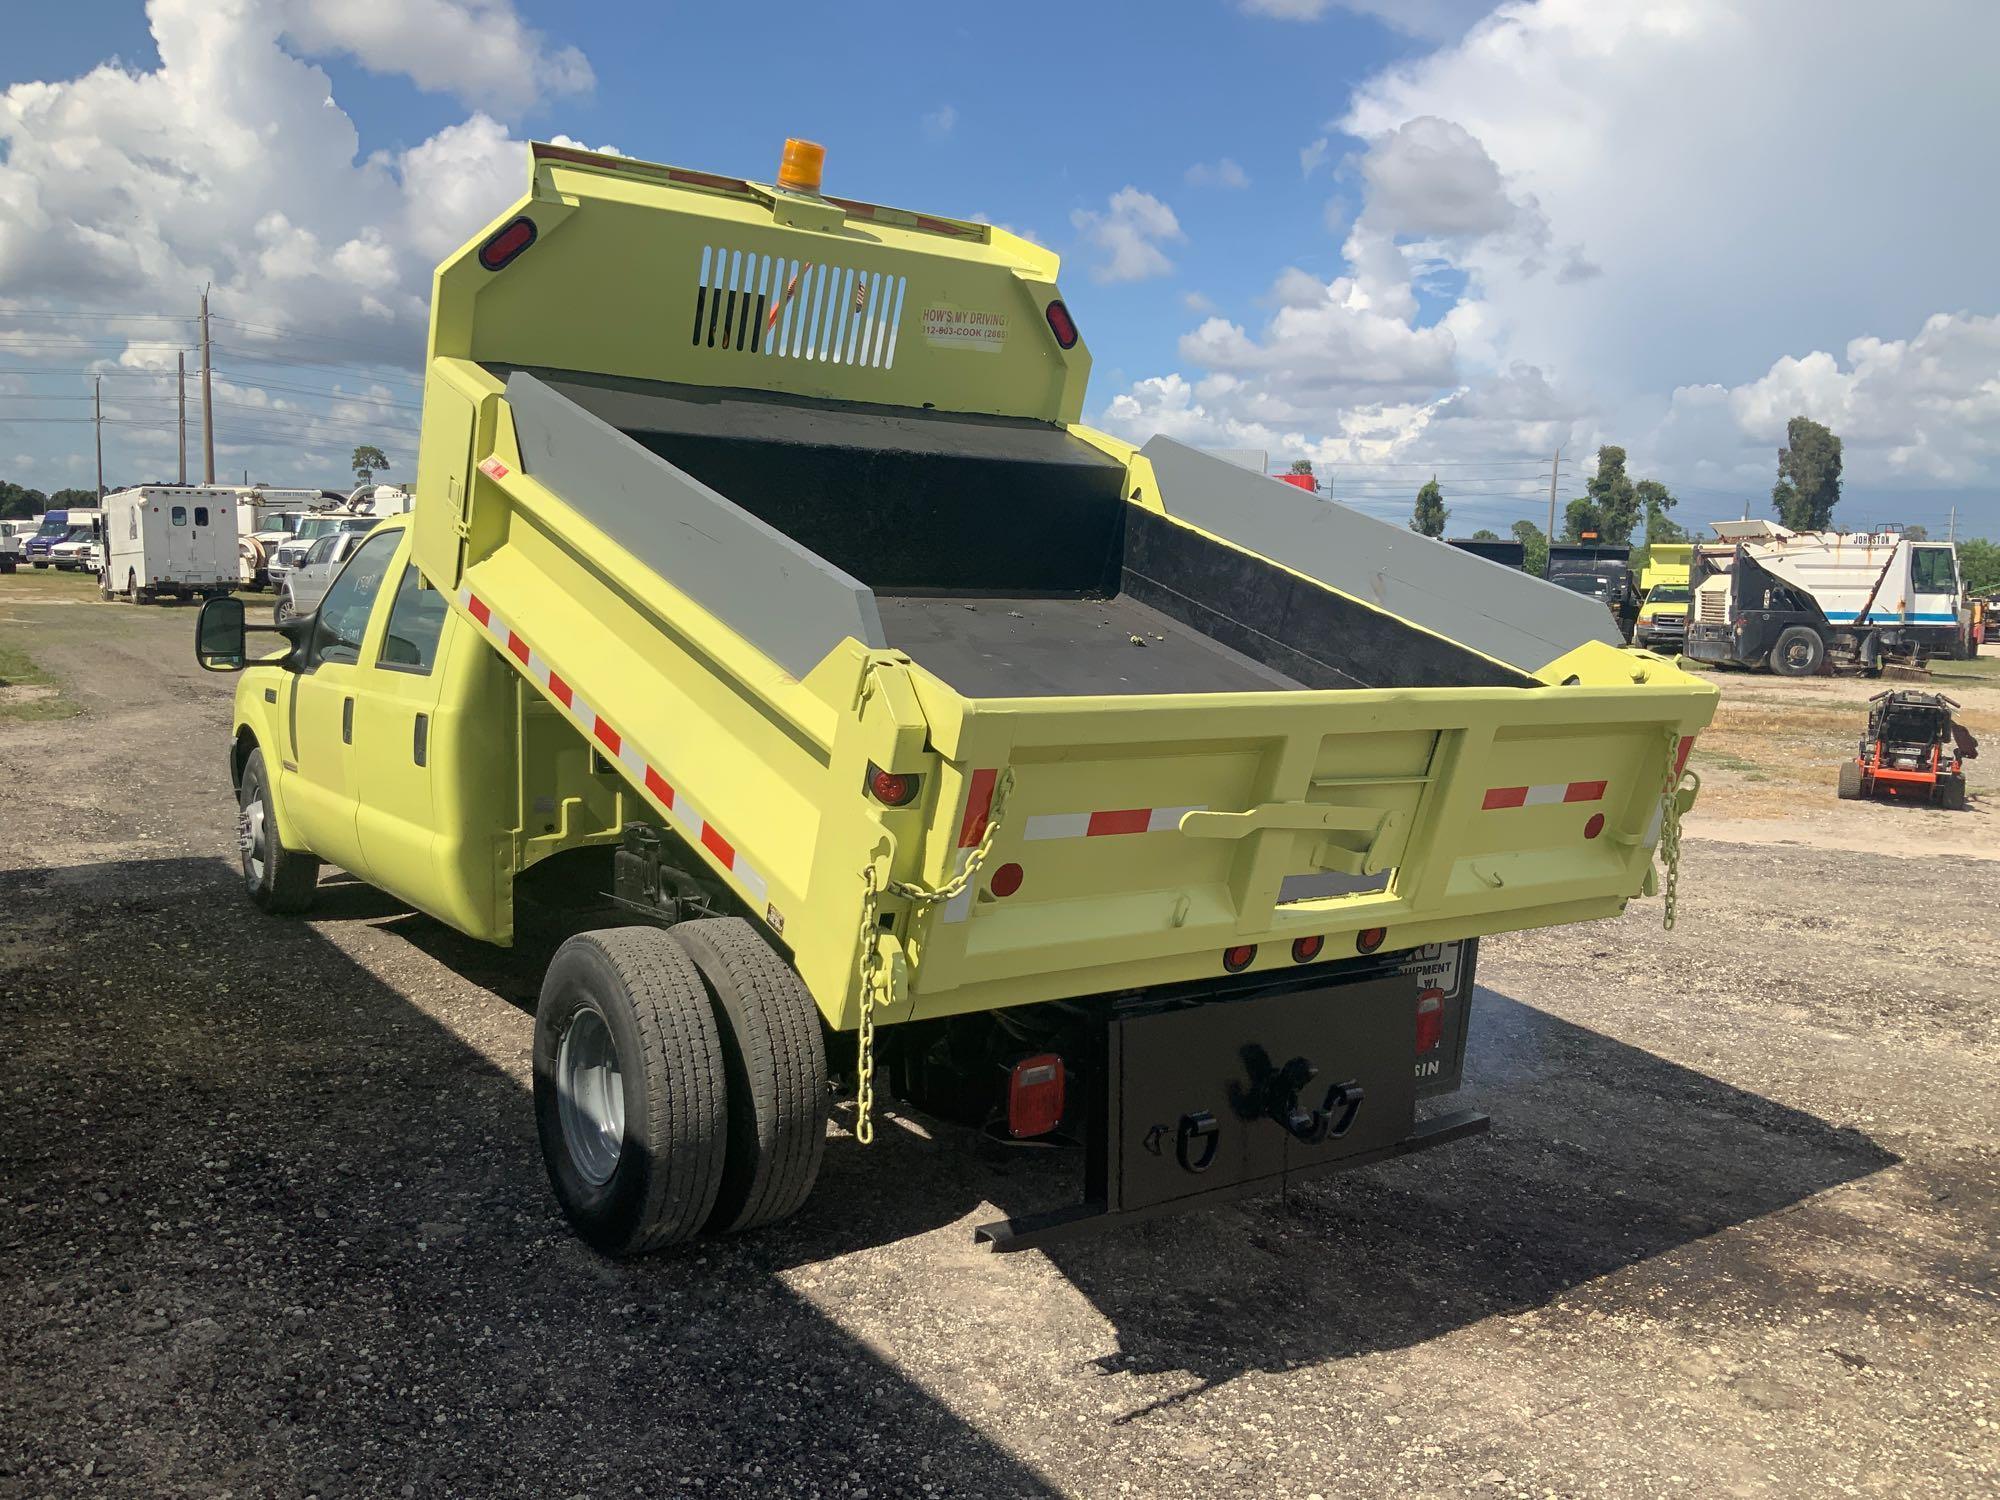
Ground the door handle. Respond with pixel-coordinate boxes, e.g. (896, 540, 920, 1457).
(341, 697, 353, 744)
(413, 713, 429, 767)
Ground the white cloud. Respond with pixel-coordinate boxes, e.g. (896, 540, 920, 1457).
(276, 0, 592, 118)
(1104, 0, 2000, 527)
(1071, 188, 1184, 284)
(1236, 0, 1495, 40)
(1185, 158, 1250, 190)
(922, 104, 957, 139)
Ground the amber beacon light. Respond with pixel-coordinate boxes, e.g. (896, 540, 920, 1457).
(777, 138, 826, 194)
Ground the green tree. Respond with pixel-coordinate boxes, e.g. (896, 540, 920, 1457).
(1511, 518, 1549, 577)
(1409, 476, 1449, 537)
(1957, 538, 2000, 595)
(0, 480, 49, 519)
(1565, 445, 1640, 543)
(1636, 478, 1684, 542)
(1770, 416, 1841, 530)
(351, 445, 391, 487)
(48, 487, 96, 509)
(1902, 523, 1928, 542)
(1470, 527, 1501, 540)
(1287, 459, 1315, 475)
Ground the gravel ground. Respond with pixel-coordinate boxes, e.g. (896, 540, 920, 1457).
(1, 580, 1995, 1498)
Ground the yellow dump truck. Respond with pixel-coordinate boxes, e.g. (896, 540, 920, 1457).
(196, 140, 1714, 1255)
(1629, 542, 1694, 653)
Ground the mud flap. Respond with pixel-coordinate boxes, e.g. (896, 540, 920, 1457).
(974, 964, 1489, 1251)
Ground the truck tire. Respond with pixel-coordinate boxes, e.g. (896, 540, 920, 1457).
(1771, 626, 1825, 677)
(127, 572, 147, 606)
(1836, 760, 1865, 800)
(237, 748, 318, 913)
(1939, 776, 1967, 812)
(671, 918, 828, 1234)
(534, 929, 728, 1256)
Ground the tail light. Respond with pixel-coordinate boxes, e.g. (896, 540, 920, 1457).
(1044, 300, 1079, 350)
(1222, 944, 1257, 973)
(1007, 1054, 1065, 1138)
(865, 763, 920, 807)
(1291, 935, 1324, 963)
(478, 216, 538, 271)
(1356, 927, 1387, 954)
(1415, 988, 1445, 1054)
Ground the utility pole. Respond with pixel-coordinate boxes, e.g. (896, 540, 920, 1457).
(1948, 505, 1956, 543)
(93, 376, 104, 499)
(1545, 444, 1563, 572)
(199, 286, 215, 484)
(177, 351, 187, 485)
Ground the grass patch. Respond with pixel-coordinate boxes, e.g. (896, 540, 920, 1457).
(1933, 653, 2000, 681)
(0, 633, 77, 721)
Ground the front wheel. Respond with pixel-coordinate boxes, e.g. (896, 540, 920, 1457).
(237, 747, 318, 913)
(533, 929, 729, 1256)
(1770, 626, 1825, 677)
(272, 593, 293, 626)
(1836, 760, 1865, 800)
(1938, 777, 1967, 812)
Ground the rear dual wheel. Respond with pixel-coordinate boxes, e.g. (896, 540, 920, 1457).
(532, 918, 826, 1256)
(1770, 626, 1825, 677)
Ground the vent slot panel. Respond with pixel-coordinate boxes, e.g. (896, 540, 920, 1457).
(690, 246, 905, 369)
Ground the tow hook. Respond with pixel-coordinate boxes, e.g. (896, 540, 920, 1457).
(1176, 1111, 1220, 1173)
(1234, 1047, 1365, 1145)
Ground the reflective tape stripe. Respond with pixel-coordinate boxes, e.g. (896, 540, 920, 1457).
(1025, 804, 1206, 841)
(1484, 780, 1607, 810)
(458, 587, 777, 921)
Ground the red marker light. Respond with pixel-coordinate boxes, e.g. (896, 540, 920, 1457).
(1044, 300, 1079, 350)
(1356, 927, 1387, 954)
(1584, 812, 1606, 840)
(989, 862, 1024, 898)
(478, 216, 538, 271)
(1223, 944, 1257, 973)
(865, 763, 920, 807)
(1291, 935, 1324, 963)
(1415, 988, 1445, 1054)
(1007, 1054, 1065, 1138)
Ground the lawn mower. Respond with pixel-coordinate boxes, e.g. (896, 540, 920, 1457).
(1837, 690, 1978, 809)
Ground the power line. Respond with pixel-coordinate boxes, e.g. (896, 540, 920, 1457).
(210, 344, 423, 387)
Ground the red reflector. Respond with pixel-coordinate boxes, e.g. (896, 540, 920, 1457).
(1223, 944, 1256, 973)
(1415, 988, 1445, 1054)
(1044, 299, 1079, 350)
(1356, 927, 1386, 954)
(867, 764, 918, 807)
(478, 216, 537, 271)
(1291, 935, 1324, 963)
(1584, 812, 1605, 840)
(989, 861, 1023, 898)
(1008, 1054, 1065, 1138)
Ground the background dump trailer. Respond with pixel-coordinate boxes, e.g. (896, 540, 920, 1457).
(201, 141, 1714, 1257)
(101, 487, 240, 603)
(1684, 522, 1966, 674)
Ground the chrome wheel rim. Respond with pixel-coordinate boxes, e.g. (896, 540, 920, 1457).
(557, 1005, 624, 1186)
(238, 793, 266, 885)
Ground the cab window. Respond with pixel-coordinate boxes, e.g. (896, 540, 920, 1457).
(171, 506, 188, 526)
(193, 505, 210, 527)
(309, 530, 402, 667)
(1912, 547, 1956, 594)
(376, 566, 450, 674)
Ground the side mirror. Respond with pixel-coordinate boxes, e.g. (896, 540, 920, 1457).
(196, 595, 248, 671)
(195, 595, 307, 674)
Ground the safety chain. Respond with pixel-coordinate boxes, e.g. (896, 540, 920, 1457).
(852, 769, 1015, 1144)
(1658, 730, 1699, 931)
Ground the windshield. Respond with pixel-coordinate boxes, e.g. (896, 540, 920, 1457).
(34, 517, 67, 539)
(294, 517, 342, 541)
(63, 525, 94, 543)
(1647, 585, 1691, 605)
(265, 511, 304, 535)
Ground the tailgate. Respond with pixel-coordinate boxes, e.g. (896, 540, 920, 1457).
(903, 672, 1710, 1015)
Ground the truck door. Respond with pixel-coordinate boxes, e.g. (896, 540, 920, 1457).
(349, 553, 453, 897)
(1910, 545, 1959, 631)
(283, 527, 402, 877)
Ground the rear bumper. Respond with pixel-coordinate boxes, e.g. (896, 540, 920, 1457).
(977, 1109, 1489, 1251)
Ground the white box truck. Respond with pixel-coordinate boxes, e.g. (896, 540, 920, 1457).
(100, 487, 240, 604)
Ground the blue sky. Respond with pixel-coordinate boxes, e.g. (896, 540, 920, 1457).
(2, 1, 1996, 539)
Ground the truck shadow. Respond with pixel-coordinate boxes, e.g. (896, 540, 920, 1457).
(361, 873, 1903, 1407)
(29, 858, 1900, 1487)
(0, 857, 1059, 1498)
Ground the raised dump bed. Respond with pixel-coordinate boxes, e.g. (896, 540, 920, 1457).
(209, 139, 1715, 1256)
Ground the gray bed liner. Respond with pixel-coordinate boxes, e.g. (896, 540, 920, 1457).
(877, 594, 1299, 698)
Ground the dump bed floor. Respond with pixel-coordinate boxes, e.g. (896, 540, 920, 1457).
(878, 594, 1299, 698)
